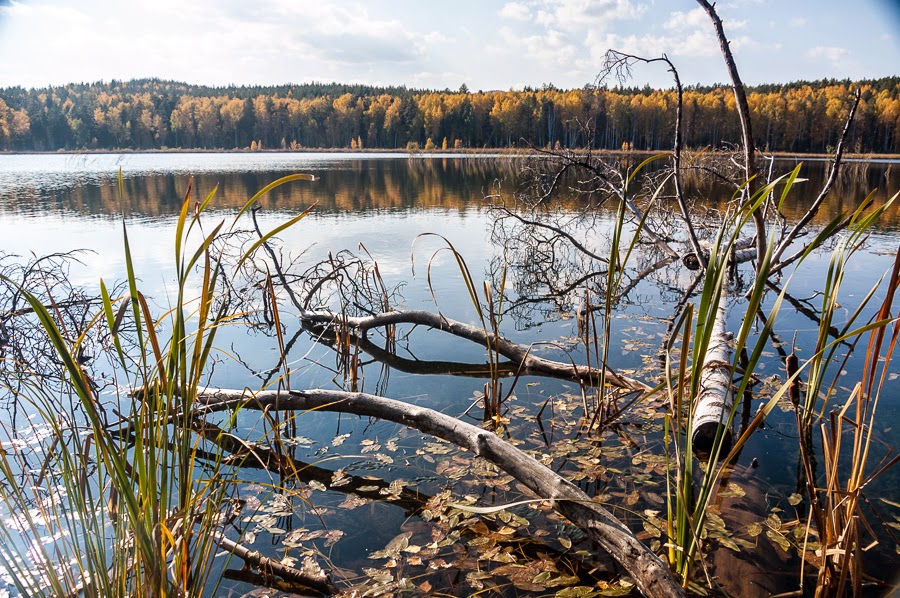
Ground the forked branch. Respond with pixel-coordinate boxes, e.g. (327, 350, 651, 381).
(191, 387, 685, 598)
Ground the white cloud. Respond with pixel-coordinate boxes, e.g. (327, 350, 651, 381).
(538, 0, 646, 33)
(665, 7, 708, 31)
(494, 26, 580, 68)
(262, 1, 424, 65)
(807, 46, 850, 63)
(498, 2, 530, 20)
(424, 31, 454, 45)
(789, 17, 808, 28)
(534, 9, 554, 26)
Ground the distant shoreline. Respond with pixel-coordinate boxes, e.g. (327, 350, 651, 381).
(1, 147, 899, 161)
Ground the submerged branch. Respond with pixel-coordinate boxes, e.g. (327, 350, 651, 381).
(192, 387, 685, 598)
(300, 308, 649, 391)
(217, 535, 338, 595)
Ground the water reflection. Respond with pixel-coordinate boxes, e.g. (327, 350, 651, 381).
(1, 154, 897, 230)
(0, 153, 521, 219)
(0, 153, 898, 595)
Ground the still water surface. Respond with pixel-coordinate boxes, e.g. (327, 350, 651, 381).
(0, 152, 898, 594)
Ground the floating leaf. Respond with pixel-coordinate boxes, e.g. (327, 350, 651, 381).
(718, 536, 740, 552)
(767, 529, 791, 553)
(338, 494, 369, 510)
(747, 522, 763, 537)
(332, 433, 351, 447)
(284, 529, 325, 546)
(555, 587, 594, 597)
(370, 531, 412, 559)
(642, 519, 662, 539)
(466, 570, 491, 590)
(599, 580, 635, 596)
(719, 482, 746, 498)
(330, 470, 350, 488)
(788, 493, 803, 506)
(706, 512, 726, 531)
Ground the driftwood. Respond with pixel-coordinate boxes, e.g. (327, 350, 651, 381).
(217, 535, 338, 595)
(191, 387, 686, 598)
(682, 237, 756, 270)
(692, 300, 735, 453)
(299, 308, 650, 392)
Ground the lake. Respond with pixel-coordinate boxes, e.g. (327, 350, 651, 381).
(0, 151, 898, 596)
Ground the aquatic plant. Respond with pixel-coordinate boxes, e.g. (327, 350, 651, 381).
(0, 173, 317, 596)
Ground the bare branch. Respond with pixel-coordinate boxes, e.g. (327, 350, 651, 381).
(301, 308, 649, 391)
(603, 50, 706, 268)
(191, 387, 686, 598)
(772, 89, 862, 265)
(217, 535, 338, 595)
(695, 0, 767, 267)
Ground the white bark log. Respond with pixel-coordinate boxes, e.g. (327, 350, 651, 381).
(683, 237, 756, 270)
(691, 300, 735, 452)
(192, 387, 686, 598)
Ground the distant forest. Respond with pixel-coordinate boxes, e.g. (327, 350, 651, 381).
(0, 77, 898, 153)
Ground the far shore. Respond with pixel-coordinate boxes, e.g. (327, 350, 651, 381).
(1, 147, 899, 161)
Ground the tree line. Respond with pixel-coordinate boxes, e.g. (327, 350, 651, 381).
(0, 77, 898, 154)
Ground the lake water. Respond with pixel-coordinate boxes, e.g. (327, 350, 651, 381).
(0, 152, 898, 595)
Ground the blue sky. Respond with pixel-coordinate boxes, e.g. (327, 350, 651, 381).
(0, 0, 897, 90)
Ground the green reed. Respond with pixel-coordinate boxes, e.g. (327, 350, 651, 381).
(0, 173, 312, 596)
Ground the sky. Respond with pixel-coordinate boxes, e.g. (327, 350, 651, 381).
(0, 0, 897, 91)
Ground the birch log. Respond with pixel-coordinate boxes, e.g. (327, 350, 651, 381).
(683, 237, 755, 270)
(691, 300, 735, 453)
(192, 387, 686, 598)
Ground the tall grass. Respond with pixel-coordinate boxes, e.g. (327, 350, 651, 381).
(0, 173, 312, 596)
(662, 167, 898, 590)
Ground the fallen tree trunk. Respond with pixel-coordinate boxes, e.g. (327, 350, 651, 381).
(691, 300, 735, 453)
(299, 308, 650, 392)
(192, 387, 686, 598)
(683, 237, 755, 270)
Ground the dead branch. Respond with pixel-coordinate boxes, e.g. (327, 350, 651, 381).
(299, 308, 649, 391)
(217, 535, 338, 595)
(604, 50, 707, 269)
(695, 0, 766, 269)
(191, 387, 685, 598)
(772, 89, 862, 266)
(692, 300, 735, 453)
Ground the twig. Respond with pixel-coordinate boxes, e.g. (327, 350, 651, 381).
(217, 535, 338, 595)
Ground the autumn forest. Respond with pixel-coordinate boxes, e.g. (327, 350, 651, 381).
(1, 77, 899, 154)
